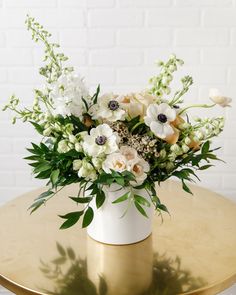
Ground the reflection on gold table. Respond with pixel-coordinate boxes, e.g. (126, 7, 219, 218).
(0, 181, 236, 295)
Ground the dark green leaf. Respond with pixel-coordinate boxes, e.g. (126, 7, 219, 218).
(28, 198, 45, 214)
(199, 164, 213, 170)
(112, 192, 130, 204)
(29, 121, 44, 135)
(201, 141, 210, 154)
(59, 211, 83, 229)
(82, 207, 94, 228)
(96, 191, 105, 209)
(50, 169, 60, 185)
(134, 201, 148, 218)
(182, 180, 193, 195)
(70, 196, 93, 203)
(134, 195, 150, 207)
(35, 190, 54, 200)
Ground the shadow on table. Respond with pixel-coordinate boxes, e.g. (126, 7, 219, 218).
(39, 239, 206, 295)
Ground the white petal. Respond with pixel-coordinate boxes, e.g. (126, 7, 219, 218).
(163, 124, 174, 137)
(209, 88, 221, 98)
(146, 104, 159, 120)
(165, 107, 176, 122)
(150, 121, 166, 138)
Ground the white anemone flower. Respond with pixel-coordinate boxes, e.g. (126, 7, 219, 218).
(209, 88, 232, 107)
(102, 153, 127, 174)
(144, 103, 176, 139)
(82, 124, 118, 157)
(50, 73, 90, 119)
(90, 93, 126, 122)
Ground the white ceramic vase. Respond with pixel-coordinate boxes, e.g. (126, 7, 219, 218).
(86, 184, 154, 245)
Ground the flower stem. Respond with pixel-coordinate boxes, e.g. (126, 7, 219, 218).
(178, 103, 216, 115)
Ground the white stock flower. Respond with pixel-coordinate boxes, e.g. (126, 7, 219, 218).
(209, 88, 232, 107)
(50, 73, 90, 118)
(73, 159, 82, 171)
(77, 159, 97, 180)
(90, 93, 126, 122)
(130, 158, 150, 186)
(144, 103, 176, 139)
(102, 153, 127, 173)
(82, 124, 118, 157)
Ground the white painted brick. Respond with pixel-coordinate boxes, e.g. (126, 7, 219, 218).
(174, 0, 233, 6)
(0, 172, 15, 186)
(4, 0, 57, 7)
(118, 29, 172, 47)
(8, 68, 43, 84)
(184, 66, 227, 84)
(145, 48, 201, 65)
(0, 0, 2, 7)
(175, 29, 229, 46)
(87, 68, 116, 84)
(225, 140, 236, 156)
(61, 49, 87, 67)
(0, 49, 32, 66)
(147, 9, 200, 27)
(203, 9, 236, 26)
(88, 30, 115, 48)
(228, 67, 236, 84)
(87, 0, 115, 8)
(89, 50, 143, 66)
(88, 9, 144, 27)
(6, 30, 59, 48)
(0, 138, 13, 153)
(0, 68, 7, 83)
(59, 29, 87, 47)
(0, 121, 35, 138)
(0, 32, 5, 47)
(117, 67, 154, 84)
(231, 29, 236, 45)
(119, 0, 172, 7)
(202, 48, 236, 65)
(58, 0, 87, 7)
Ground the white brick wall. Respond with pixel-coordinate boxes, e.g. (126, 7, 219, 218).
(0, 0, 235, 293)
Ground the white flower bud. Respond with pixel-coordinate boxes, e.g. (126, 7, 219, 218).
(184, 137, 191, 145)
(43, 127, 52, 137)
(166, 162, 174, 171)
(73, 159, 82, 171)
(69, 135, 77, 144)
(159, 149, 167, 158)
(75, 143, 82, 152)
(182, 144, 190, 153)
(57, 140, 70, 153)
(170, 144, 181, 154)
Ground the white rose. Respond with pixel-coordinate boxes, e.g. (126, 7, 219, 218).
(129, 158, 150, 186)
(118, 91, 155, 119)
(120, 146, 137, 162)
(57, 140, 70, 153)
(209, 88, 232, 107)
(102, 153, 127, 174)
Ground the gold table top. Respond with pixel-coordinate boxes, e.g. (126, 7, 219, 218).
(0, 181, 236, 295)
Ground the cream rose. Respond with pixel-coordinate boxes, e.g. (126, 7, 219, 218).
(118, 91, 156, 119)
(129, 158, 150, 186)
(102, 153, 127, 174)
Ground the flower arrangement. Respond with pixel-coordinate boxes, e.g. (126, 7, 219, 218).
(3, 16, 231, 229)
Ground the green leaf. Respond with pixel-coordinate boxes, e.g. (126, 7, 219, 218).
(70, 196, 93, 203)
(82, 207, 94, 228)
(156, 203, 169, 213)
(182, 180, 193, 195)
(112, 192, 130, 204)
(199, 164, 213, 170)
(56, 242, 66, 256)
(35, 190, 54, 200)
(28, 198, 45, 214)
(92, 84, 100, 104)
(134, 201, 148, 218)
(201, 141, 210, 154)
(59, 211, 83, 229)
(114, 177, 125, 186)
(50, 169, 60, 185)
(96, 191, 105, 209)
(134, 195, 151, 207)
(34, 162, 51, 173)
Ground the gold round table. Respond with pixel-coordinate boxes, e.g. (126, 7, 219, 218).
(0, 181, 236, 295)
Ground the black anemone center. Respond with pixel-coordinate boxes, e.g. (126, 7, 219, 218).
(95, 135, 107, 145)
(108, 100, 119, 111)
(157, 113, 168, 123)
